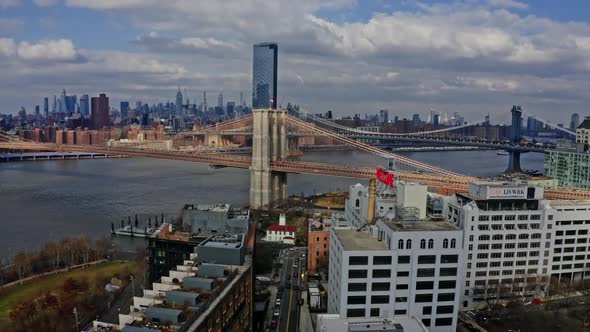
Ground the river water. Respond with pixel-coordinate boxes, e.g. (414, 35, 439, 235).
(0, 150, 544, 257)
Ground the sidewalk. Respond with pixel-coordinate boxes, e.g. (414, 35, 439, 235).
(298, 290, 310, 332)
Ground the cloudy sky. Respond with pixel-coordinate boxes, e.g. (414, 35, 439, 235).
(1, 0, 589, 122)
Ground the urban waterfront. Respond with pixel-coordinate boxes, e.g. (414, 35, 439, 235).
(0, 150, 544, 257)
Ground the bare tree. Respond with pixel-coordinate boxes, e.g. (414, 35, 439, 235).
(13, 252, 31, 285)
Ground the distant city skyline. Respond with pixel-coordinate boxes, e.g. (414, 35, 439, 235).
(2, 1, 590, 122)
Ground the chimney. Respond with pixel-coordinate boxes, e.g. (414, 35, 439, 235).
(168, 224, 173, 233)
(279, 214, 286, 226)
(367, 179, 376, 224)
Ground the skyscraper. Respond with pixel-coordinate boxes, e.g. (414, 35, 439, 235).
(91, 93, 110, 129)
(35, 105, 40, 116)
(412, 113, 421, 128)
(176, 84, 183, 113)
(120, 101, 130, 119)
(252, 42, 278, 109)
(571, 113, 580, 131)
(79, 94, 89, 116)
(43, 97, 49, 118)
(379, 109, 388, 123)
(52, 95, 57, 113)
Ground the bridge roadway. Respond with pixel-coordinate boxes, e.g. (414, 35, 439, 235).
(2, 142, 589, 200)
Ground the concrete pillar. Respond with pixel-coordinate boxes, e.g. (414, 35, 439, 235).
(249, 108, 288, 210)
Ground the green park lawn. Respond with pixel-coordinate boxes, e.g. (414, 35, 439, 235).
(0, 260, 138, 324)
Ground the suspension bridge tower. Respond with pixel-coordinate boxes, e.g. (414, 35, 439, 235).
(506, 105, 523, 173)
(250, 108, 288, 210)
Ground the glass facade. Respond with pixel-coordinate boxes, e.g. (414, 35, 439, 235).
(252, 42, 278, 109)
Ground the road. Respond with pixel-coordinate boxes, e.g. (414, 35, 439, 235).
(276, 248, 304, 332)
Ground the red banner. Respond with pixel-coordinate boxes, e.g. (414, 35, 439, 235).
(376, 167, 395, 188)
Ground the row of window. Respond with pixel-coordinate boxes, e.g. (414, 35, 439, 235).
(468, 268, 539, 278)
(349, 254, 459, 268)
(477, 223, 540, 231)
(478, 214, 541, 221)
(470, 251, 541, 260)
(346, 292, 457, 306)
(397, 238, 457, 250)
(474, 242, 541, 250)
(475, 233, 542, 241)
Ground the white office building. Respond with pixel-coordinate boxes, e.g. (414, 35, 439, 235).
(445, 181, 590, 309)
(328, 184, 464, 332)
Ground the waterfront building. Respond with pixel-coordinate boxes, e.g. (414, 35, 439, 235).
(252, 42, 278, 109)
(445, 181, 590, 309)
(95, 223, 253, 332)
(544, 117, 590, 188)
(90, 93, 109, 129)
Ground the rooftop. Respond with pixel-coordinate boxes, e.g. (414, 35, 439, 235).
(267, 224, 296, 232)
(578, 117, 590, 130)
(382, 220, 459, 232)
(549, 200, 590, 207)
(333, 228, 388, 251)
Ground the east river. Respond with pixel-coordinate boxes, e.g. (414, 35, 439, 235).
(0, 150, 544, 257)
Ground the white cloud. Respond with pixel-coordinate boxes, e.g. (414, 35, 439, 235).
(0, 38, 16, 57)
(17, 39, 79, 61)
(33, 0, 59, 7)
(487, 0, 529, 10)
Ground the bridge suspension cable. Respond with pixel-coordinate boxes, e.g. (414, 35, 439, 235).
(521, 110, 576, 136)
(286, 115, 471, 178)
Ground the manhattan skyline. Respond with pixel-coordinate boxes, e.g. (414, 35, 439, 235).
(1, 0, 590, 121)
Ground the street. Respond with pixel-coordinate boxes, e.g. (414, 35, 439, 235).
(274, 248, 305, 332)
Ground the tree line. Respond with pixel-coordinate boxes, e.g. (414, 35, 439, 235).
(0, 236, 112, 286)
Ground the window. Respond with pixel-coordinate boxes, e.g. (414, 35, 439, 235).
(479, 235, 490, 241)
(371, 295, 389, 304)
(415, 294, 433, 302)
(396, 284, 409, 290)
(437, 305, 454, 314)
(439, 280, 456, 289)
(372, 269, 391, 278)
(394, 309, 406, 315)
(416, 281, 434, 290)
(443, 239, 449, 249)
(422, 319, 431, 327)
(348, 283, 366, 292)
(519, 215, 529, 221)
(398, 239, 404, 249)
(418, 255, 436, 264)
(397, 271, 409, 277)
(428, 239, 434, 249)
(492, 215, 503, 221)
(372, 283, 390, 291)
(441, 255, 458, 263)
(479, 216, 489, 221)
(438, 293, 455, 302)
(348, 270, 367, 278)
(373, 256, 392, 265)
(349, 256, 368, 265)
(435, 318, 453, 326)
(420, 239, 426, 249)
(395, 297, 407, 303)
(398, 256, 410, 264)
(440, 267, 457, 276)
(370, 308, 379, 317)
(347, 309, 365, 317)
(451, 239, 456, 248)
(406, 239, 412, 249)
(347, 296, 366, 305)
(417, 268, 435, 277)
(423, 306, 432, 315)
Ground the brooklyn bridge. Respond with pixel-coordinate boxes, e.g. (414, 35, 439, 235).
(1, 107, 589, 208)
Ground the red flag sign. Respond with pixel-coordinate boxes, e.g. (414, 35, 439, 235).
(376, 167, 395, 188)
